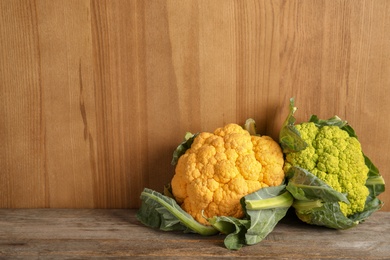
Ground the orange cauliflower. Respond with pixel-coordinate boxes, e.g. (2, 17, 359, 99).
(171, 123, 285, 225)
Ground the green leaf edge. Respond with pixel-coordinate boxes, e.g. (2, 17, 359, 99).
(137, 188, 218, 236)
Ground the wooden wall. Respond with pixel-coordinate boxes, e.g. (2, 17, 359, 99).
(1, 0, 389, 210)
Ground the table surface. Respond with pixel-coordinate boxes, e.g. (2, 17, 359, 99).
(0, 209, 389, 259)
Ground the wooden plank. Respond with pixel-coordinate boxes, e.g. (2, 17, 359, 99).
(0, 209, 389, 258)
(0, 0, 46, 207)
(90, 0, 150, 208)
(35, 0, 96, 208)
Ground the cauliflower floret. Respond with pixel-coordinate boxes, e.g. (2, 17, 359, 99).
(171, 123, 285, 225)
(284, 122, 369, 217)
(252, 135, 285, 187)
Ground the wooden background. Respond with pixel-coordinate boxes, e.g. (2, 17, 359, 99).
(1, 0, 389, 211)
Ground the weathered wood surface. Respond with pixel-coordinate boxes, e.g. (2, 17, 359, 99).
(0, 209, 389, 259)
(1, 0, 389, 210)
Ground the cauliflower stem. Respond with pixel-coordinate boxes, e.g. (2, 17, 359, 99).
(292, 199, 324, 211)
(245, 191, 293, 210)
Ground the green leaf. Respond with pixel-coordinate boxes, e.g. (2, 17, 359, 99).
(163, 183, 175, 199)
(286, 167, 349, 204)
(241, 185, 292, 245)
(171, 132, 198, 166)
(309, 115, 348, 128)
(136, 188, 218, 236)
(286, 166, 385, 229)
(296, 202, 359, 229)
(208, 216, 250, 250)
(244, 118, 258, 136)
(286, 167, 358, 229)
(340, 125, 357, 138)
(279, 98, 308, 153)
(136, 189, 188, 232)
(208, 185, 292, 249)
(349, 196, 383, 223)
(364, 154, 385, 197)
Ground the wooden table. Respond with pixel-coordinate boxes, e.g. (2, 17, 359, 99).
(0, 209, 388, 259)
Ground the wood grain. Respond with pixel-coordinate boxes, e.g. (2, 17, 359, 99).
(0, 209, 389, 258)
(0, 0, 389, 209)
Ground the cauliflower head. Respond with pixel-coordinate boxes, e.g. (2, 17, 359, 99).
(284, 122, 369, 217)
(171, 123, 284, 225)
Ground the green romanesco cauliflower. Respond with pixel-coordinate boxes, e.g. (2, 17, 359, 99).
(284, 122, 369, 217)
